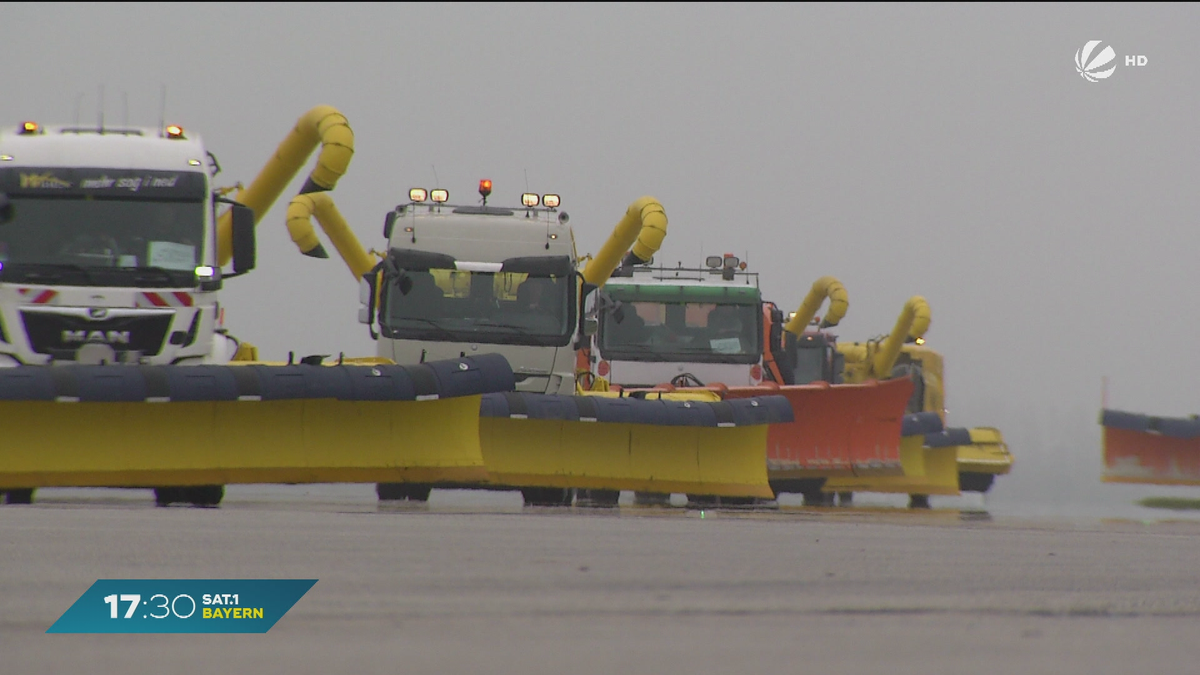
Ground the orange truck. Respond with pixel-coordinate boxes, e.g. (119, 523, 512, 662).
(578, 256, 912, 505)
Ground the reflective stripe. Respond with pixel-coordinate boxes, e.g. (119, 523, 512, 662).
(138, 292, 194, 308)
(17, 288, 58, 304)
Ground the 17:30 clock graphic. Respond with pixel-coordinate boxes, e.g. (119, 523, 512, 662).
(48, 579, 316, 634)
(104, 592, 201, 620)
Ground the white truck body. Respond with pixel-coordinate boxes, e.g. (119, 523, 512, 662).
(368, 198, 580, 395)
(0, 123, 248, 366)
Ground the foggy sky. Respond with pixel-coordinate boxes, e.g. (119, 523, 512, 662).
(4, 3, 1197, 511)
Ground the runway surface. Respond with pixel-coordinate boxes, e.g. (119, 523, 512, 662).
(4, 485, 1200, 674)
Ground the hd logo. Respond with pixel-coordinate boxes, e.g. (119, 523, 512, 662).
(1075, 40, 1148, 82)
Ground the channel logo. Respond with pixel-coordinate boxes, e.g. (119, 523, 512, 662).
(1075, 40, 1116, 82)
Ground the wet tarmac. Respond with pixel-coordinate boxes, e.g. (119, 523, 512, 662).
(4, 484, 1200, 674)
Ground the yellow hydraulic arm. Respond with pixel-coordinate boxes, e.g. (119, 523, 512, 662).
(286, 193, 376, 280)
(216, 105, 355, 267)
(839, 296, 931, 382)
(581, 196, 668, 287)
(783, 275, 849, 336)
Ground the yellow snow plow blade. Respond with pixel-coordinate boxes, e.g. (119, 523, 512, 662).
(956, 426, 1014, 493)
(822, 411, 960, 497)
(0, 397, 485, 489)
(476, 391, 794, 498)
(957, 427, 1014, 475)
(0, 354, 516, 490)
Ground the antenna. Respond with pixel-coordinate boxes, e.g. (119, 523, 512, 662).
(158, 84, 167, 137)
(431, 164, 439, 187)
(97, 85, 104, 133)
(122, 91, 129, 127)
(524, 168, 530, 193)
(74, 92, 85, 126)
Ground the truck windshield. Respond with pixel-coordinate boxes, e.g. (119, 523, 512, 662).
(791, 343, 829, 384)
(599, 300, 762, 364)
(380, 268, 575, 347)
(0, 168, 207, 287)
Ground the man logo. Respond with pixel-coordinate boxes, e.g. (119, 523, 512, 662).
(1076, 40, 1116, 82)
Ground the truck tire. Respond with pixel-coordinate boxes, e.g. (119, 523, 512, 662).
(908, 494, 931, 509)
(520, 487, 573, 507)
(632, 491, 672, 506)
(958, 472, 995, 493)
(154, 487, 180, 507)
(376, 483, 433, 502)
(576, 489, 620, 508)
(801, 489, 833, 507)
(189, 485, 224, 507)
(685, 494, 720, 509)
(4, 488, 34, 505)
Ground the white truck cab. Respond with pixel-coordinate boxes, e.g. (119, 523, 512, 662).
(360, 182, 586, 395)
(0, 121, 256, 366)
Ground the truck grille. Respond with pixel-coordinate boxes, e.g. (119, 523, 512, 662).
(20, 311, 172, 361)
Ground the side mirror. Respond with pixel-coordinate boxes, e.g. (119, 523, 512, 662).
(582, 317, 598, 336)
(383, 211, 397, 239)
(580, 281, 598, 304)
(229, 203, 256, 276)
(0, 194, 11, 224)
(359, 270, 380, 340)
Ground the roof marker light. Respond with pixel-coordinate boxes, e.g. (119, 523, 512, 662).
(522, 193, 540, 207)
(188, 159, 202, 166)
(0, 155, 13, 162)
(20, 121, 39, 135)
(479, 179, 493, 198)
(165, 125, 185, 139)
(409, 188, 428, 202)
(430, 188, 449, 203)
(542, 194, 560, 208)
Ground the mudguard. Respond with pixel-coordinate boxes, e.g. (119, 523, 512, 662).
(477, 392, 793, 498)
(1102, 408, 1200, 485)
(0, 354, 515, 489)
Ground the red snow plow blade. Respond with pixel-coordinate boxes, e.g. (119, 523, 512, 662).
(1101, 409, 1200, 485)
(719, 377, 913, 480)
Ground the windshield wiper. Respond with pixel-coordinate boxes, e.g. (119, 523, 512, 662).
(474, 319, 537, 337)
(386, 316, 465, 342)
(3, 263, 99, 284)
(130, 266, 187, 285)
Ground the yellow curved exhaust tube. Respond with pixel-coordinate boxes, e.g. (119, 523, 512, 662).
(286, 193, 376, 280)
(873, 296, 931, 378)
(581, 196, 668, 287)
(217, 105, 355, 266)
(784, 276, 848, 336)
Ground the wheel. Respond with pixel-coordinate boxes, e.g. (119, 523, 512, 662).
(958, 472, 995, 493)
(802, 489, 834, 507)
(633, 491, 672, 506)
(908, 494, 931, 509)
(154, 487, 176, 506)
(520, 487, 573, 507)
(376, 483, 433, 502)
(719, 496, 762, 508)
(576, 489, 620, 508)
(4, 488, 34, 505)
(189, 485, 224, 507)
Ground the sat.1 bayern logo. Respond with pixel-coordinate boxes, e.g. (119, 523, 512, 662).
(1075, 40, 1149, 82)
